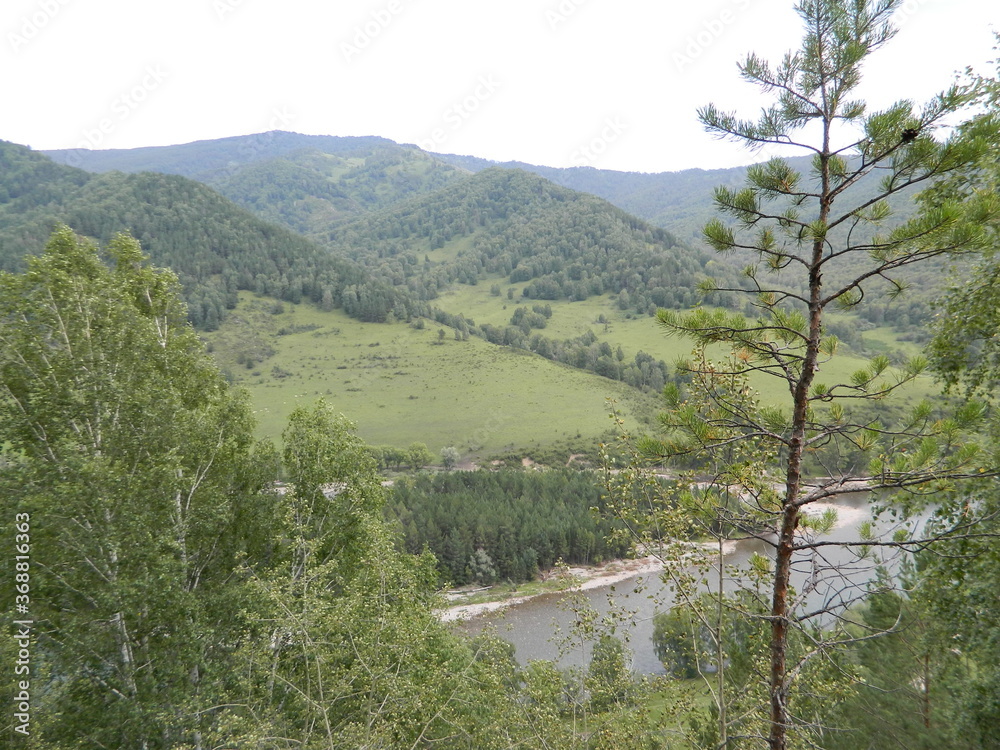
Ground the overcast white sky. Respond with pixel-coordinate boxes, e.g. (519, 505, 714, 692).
(2, 0, 996, 173)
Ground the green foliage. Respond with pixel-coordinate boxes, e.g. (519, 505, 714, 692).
(0, 226, 276, 746)
(440, 445, 461, 468)
(652, 608, 705, 679)
(406, 441, 433, 469)
(926, 104, 1000, 395)
(229, 401, 493, 747)
(0, 140, 423, 330)
(908, 497, 1000, 749)
(821, 558, 1000, 749)
(467, 547, 499, 584)
(586, 635, 637, 712)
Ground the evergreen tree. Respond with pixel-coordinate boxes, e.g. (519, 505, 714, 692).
(606, 2, 1000, 747)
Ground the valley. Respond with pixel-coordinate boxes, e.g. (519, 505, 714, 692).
(3, 82, 996, 746)
(205, 293, 659, 455)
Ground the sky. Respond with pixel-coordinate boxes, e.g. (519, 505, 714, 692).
(2, 0, 996, 174)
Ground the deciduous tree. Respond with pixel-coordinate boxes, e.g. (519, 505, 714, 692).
(0, 226, 275, 747)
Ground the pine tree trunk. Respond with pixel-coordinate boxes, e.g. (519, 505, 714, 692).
(769, 217, 828, 747)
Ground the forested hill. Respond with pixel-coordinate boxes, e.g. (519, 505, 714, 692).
(39, 132, 740, 318)
(45, 130, 752, 243)
(36, 131, 934, 334)
(4, 138, 737, 333)
(205, 146, 466, 237)
(431, 152, 926, 246)
(44, 132, 469, 237)
(41, 130, 398, 179)
(431, 152, 755, 243)
(328, 167, 742, 314)
(0, 140, 412, 329)
(44, 131, 923, 247)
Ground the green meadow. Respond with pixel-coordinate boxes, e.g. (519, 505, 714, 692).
(206, 284, 941, 459)
(435, 277, 941, 405)
(205, 294, 660, 457)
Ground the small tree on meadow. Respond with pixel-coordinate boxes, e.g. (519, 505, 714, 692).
(441, 446, 461, 469)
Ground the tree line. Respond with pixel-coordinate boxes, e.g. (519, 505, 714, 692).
(424, 307, 674, 392)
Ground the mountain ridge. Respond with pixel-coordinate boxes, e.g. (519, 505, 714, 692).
(0, 139, 409, 329)
(42, 130, 757, 241)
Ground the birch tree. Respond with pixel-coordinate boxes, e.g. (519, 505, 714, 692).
(0, 226, 274, 747)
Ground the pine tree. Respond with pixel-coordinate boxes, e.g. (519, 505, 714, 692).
(606, 2, 1000, 747)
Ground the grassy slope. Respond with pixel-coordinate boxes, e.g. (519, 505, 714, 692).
(206, 294, 659, 455)
(435, 277, 940, 406)
(207, 280, 939, 456)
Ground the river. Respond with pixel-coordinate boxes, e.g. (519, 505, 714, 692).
(455, 492, 929, 674)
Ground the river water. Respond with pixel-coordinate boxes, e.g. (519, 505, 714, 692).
(455, 493, 928, 674)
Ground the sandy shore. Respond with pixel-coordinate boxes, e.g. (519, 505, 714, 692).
(439, 540, 741, 622)
(440, 556, 665, 622)
(439, 497, 869, 623)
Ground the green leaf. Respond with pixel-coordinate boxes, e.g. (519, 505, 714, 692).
(858, 520, 876, 542)
(704, 218, 736, 251)
(760, 406, 789, 432)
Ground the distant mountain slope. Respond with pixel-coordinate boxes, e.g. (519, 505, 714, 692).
(329, 167, 744, 316)
(0, 140, 414, 329)
(45, 132, 469, 236)
(44, 130, 921, 245)
(39, 131, 935, 335)
(430, 152, 754, 242)
(45, 131, 748, 242)
(0, 139, 92, 213)
(206, 145, 466, 236)
(42, 131, 397, 179)
(432, 152, 923, 245)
